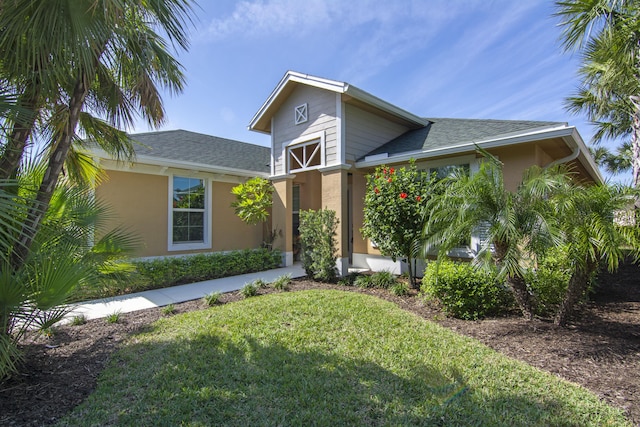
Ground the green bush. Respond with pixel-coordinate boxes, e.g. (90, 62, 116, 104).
(240, 282, 259, 298)
(354, 274, 374, 288)
(299, 209, 338, 282)
(203, 291, 222, 306)
(390, 282, 409, 296)
(524, 246, 572, 316)
(132, 249, 281, 291)
(272, 274, 291, 291)
(422, 260, 512, 320)
(371, 270, 397, 289)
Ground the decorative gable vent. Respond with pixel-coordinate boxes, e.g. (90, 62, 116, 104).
(294, 103, 308, 125)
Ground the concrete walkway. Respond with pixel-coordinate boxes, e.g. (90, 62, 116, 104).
(65, 263, 306, 322)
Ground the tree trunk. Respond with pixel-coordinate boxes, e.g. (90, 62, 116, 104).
(631, 98, 640, 190)
(555, 262, 595, 327)
(11, 72, 90, 268)
(506, 274, 534, 321)
(0, 90, 40, 182)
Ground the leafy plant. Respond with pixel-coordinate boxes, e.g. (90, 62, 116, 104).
(362, 160, 436, 288)
(106, 311, 121, 324)
(524, 246, 572, 316)
(299, 209, 338, 282)
(371, 270, 397, 289)
(240, 282, 259, 298)
(337, 273, 359, 286)
(390, 282, 409, 296)
(161, 304, 176, 316)
(253, 278, 269, 289)
(203, 291, 222, 306)
(71, 314, 87, 326)
(422, 260, 513, 320)
(231, 177, 276, 247)
(354, 274, 373, 289)
(131, 249, 282, 293)
(271, 274, 291, 291)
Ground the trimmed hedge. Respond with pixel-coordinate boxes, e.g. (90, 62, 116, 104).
(422, 260, 513, 320)
(134, 249, 282, 289)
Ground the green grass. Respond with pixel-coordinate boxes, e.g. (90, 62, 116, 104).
(57, 291, 630, 426)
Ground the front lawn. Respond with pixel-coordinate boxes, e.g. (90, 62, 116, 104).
(58, 290, 629, 426)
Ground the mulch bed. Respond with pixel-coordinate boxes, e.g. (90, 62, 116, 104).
(1, 262, 639, 426)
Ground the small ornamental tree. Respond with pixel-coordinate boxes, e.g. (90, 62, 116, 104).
(299, 208, 339, 282)
(231, 177, 275, 247)
(362, 160, 435, 288)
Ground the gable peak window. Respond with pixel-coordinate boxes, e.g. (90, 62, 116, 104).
(294, 103, 308, 125)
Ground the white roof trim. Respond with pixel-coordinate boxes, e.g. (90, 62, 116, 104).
(89, 148, 269, 179)
(248, 71, 428, 132)
(355, 124, 603, 183)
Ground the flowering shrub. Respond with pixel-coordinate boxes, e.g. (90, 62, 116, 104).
(362, 160, 436, 287)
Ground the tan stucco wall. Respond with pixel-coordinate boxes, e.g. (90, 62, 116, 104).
(351, 171, 368, 254)
(321, 168, 349, 258)
(487, 145, 538, 192)
(96, 170, 263, 258)
(272, 178, 293, 254)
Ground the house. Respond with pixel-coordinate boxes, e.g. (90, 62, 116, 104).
(93, 71, 602, 274)
(248, 71, 602, 275)
(92, 130, 270, 258)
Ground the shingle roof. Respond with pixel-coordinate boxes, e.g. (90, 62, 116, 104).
(360, 118, 567, 160)
(128, 129, 270, 173)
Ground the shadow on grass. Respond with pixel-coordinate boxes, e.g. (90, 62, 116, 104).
(61, 332, 587, 426)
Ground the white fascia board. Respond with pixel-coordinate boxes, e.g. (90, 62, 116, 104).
(355, 125, 577, 169)
(248, 70, 429, 132)
(89, 148, 268, 179)
(248, 71, 347, 132)
(567, 127, 604, 183)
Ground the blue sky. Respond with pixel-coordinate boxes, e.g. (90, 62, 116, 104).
(136, 0, 599, 155)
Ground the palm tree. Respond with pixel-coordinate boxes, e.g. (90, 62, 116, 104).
(0, 0, 194, 268)
(0, 161, 138, 379)
(590, 144, 633, 176)
(556, 0, 640, 187)
(554, 184, 640, 326)
(424, 155, 570, 320)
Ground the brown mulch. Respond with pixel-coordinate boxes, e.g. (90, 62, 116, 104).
(1, 262, 639, 426)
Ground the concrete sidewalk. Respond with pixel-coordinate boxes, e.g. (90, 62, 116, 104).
(65, 263, 306, 322)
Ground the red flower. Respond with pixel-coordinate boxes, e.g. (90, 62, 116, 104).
(416, 196, 421, 202)
(374, 187, 380, 194)
(388, 178, 392, 183)
(390, 168, 395, 174)
(399, 192, 407, 199)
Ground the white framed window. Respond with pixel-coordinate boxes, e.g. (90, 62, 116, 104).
(285, 131, 325, 173)
(168, 175, 211, 251)
(294, 103, 308, 125)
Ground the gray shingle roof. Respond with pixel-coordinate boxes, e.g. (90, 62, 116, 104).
(128, 130, 270, 173)
(360, 118, 567, 160)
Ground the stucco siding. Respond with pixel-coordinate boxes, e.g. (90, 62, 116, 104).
(272, 85, 337, 175)
(96, 170, 263, 257)
(344, 104, 410, 162)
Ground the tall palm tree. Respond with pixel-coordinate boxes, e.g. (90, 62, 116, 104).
(424, 155, 570, 320)
(556, 0, 640, 187)
(0, 0, 194, 268)
(0, 160, 138, 379)
(554, 184, 640, 326)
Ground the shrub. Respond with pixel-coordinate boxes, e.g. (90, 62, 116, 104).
(422, 260, 513, 320)
(132, 249, 281, 292)
(272, 274, 291, 291)
(203, 291, 222, 306)
(240, 282, 259, 298)
(524, 246, 572, 316)
(161, 304, 176, 316)
(337, 273, 359, 286)
(106, 311, 121, 324)
(371, 270, 397, 289)
(70, 314, 87, 326)
(299, 209, 338, 282)
(390, 282, 409, 296)
(354, 275, 374, 289)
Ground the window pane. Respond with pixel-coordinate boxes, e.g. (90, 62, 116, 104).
(173, 226, 189, 243)
(173, 176, 204, 209)
(188, 226, 204, 242)
(430, 164, 470, 181)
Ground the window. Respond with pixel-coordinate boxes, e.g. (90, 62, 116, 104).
(430, 164, 470, 181)
(294, 103, 308, 125)
(169, 176, 210, 250)
(288, 139, 322, 172)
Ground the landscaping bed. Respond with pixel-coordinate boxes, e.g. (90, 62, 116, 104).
(1, 262, 638, 425)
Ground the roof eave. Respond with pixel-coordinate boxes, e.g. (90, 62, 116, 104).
(89, 149, 269, 178)
(355, 125, 603, 183)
